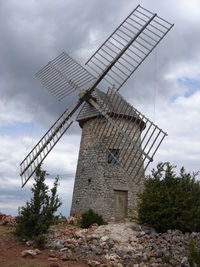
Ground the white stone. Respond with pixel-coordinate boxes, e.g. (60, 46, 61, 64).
(100, 235, 109, 242)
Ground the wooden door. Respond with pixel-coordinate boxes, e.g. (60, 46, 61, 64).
(114, 190, 127, 221)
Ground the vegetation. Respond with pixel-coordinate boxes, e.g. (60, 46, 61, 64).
(137, 162, 200, 233)
(79, 209, 104, 228)
(188, 240, 200, 267)
(15, 165, 62, 241)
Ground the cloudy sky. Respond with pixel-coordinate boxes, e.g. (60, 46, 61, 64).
(0, 0, 200, 216)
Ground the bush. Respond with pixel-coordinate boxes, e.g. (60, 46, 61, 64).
(137, 162, 200, 233)
(33, 234, 46, 250)
(189, 240, 200, 267)
(79, 209, 104, 228)
(15, 165, 62, 240)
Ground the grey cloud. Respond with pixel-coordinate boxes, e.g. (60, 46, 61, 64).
(1, 0, 199, 124)
(0, 0, 200, 215)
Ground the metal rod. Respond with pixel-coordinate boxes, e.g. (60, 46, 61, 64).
(94, 55, 108, 68)
(118, 28, 133, 40)
(145, 26, 162, 38)
(105, 91, 125, 146)
(93, 90, 121, 138)
(139, 5, 154, 16)
(101, 47, 115, 59)
(153, 18, 170, 30)
(85, 4, 140, 65)
(135, 39, 151, 52)
(20, 106, 75, 168)
(98, 51, 112, 63)
(92, 90, 111, 135)
(129, 17, 144, 28)
(104, 95, 132, 154)
(120, 112, 146, 168)
(132, 13, 148, 24)
(138, 35, 155, 47)
(134, 130, 163, 182)
(39, 56, 74, 79)
(110, 102, 132, 153)
(124, 49, 140, 64)
(21, 121, 73, 187)
(116, 59, 132, 73)
(125, 47, 142, 61)
(116, 24, 174, 92)
(156, 15, 174, 26)
(148, 22, 165, 35)
(102, 90, 119, 140)
(135, 9, 151, 19)
(125, 19, 140, 33)
(117, 106, 140, 159)
(106, 40, 121, 51)
(114, 31, 129, 44)
(121, 24, 136, 36)
(128, 127, 158, 175)
(131, 44, 147, 56)
(109, 67, 125, 82)
(79, 76, 95, 87)
(111, 36, 126, 48)
(129, 122, 154, 175)
(97, 90, 116, 140)
(136, 134, 166, 184)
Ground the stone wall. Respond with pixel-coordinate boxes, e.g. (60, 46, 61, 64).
(70, 116, 145, 220)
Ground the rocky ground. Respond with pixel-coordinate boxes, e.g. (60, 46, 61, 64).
(47, 218, 200, 267)
(0, 213, 88, 267)
(0, 213, 200, 266)
(0, 212, 16, 227)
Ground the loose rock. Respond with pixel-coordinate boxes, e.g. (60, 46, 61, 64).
(21, 249, 40, 258)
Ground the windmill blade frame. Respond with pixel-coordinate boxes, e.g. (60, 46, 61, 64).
(20, 100, 84, 187)
(85, 4, 174, 91)
(21, 5, 173, 188)
(36, 52, 96, 101)
(87, 88, 167, 182)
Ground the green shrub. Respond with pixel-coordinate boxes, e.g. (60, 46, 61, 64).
(15, 165, 62, 240)
(137, 162, 200, 233)
(189, 240, 200, 267)
(34, 234, 46, 250)
(80, 209, 104, 228)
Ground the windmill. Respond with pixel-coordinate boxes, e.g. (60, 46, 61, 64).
(20, 5, 173, 220)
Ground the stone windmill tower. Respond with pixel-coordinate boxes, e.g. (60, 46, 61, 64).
(20, 5, 173, 221)
(71, 88, 146, 221)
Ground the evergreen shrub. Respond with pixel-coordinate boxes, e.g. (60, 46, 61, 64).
(80, 209, 104, 228)
(15, 165, 62, 241)
(137, 162, 200, 233)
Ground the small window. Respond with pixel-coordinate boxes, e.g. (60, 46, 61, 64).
(108, 149, 119, 164)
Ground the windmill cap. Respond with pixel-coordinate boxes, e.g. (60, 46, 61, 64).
(76, 88, 146, 130)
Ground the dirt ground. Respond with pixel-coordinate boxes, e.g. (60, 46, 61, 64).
(0, 225, 89, 267)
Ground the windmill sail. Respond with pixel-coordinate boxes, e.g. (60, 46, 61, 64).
(20, 108, 73, 187)
(36, 52, 96, 101)
(86, 5, 173, 91)
(88, 88, 167, 183)
(21, 5, 173, 187)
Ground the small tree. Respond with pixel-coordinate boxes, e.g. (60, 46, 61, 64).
(15, 165, 62, 240)
(137, 162, 200, 233)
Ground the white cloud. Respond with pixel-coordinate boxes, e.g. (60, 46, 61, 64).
(0, 99, 32, 125)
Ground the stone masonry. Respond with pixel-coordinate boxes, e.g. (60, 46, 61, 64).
(70, 90, 145, 221)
